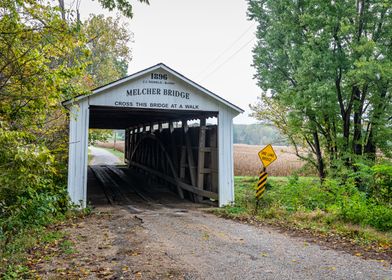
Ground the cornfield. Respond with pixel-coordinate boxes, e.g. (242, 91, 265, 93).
(234, 144, 305, 176)
(97, 141, 125, 152)
(96, 142, 306, 176)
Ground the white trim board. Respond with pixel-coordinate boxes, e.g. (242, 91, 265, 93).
(63, 63, 244, 114)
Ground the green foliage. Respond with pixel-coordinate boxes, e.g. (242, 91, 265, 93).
(89, 129, 112, 145)
(0, 2, 82, 276)
(0, 225, 71, 279)
(0, 129, 69, 239)
(2, 264, 30, 280)
(232, 177, 258, 212)
(339, 192, 392, 231)
(248, 0, 392, 182)
(96, 0, 149, 18)
(0, 1, 144, 278)
(230, 176, 392, 232)
(265, 176, 331, 212)
(371, 162, 392, 203)
(83, 14, 133, 88)
(0, 1, 89, 132)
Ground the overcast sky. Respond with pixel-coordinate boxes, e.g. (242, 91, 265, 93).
(77, 0, 260, 124)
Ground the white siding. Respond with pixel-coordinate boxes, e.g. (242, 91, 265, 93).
(66, 65, 242, 208)
(218, 108, 236, 206)
(89, 71, 221, 112)
(67, 103, 89, 207)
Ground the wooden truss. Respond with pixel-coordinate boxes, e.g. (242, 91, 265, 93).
(125, 118, 218, 202)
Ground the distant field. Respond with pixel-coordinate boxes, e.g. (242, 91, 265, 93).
(234, 144, 304, 176)
(97, 141, 125, 152)
(97, 141, 306, 176)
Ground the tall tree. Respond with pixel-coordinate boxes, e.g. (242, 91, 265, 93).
(248, 0, 392, 181)
(0, 1, 146, 253)
(83, 15, 133, 88)
(0, 0, 90, 230)
(0, 0, 88, 134)
(95, 0, 149, 18)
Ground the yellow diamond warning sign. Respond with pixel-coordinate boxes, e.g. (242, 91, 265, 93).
(258, 144, 277, 168)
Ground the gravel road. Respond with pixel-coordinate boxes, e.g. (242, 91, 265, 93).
(51, 153, 392, 279)
(34, 199, 391, 279)
(136, 202, 391, 280)
(89, 146, 121, 165)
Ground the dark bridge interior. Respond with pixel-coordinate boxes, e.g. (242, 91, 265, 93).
(87, 105, 219, 207)
(89, 105, 217, 129)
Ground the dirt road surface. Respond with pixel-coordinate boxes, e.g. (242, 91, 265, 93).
(89, 146, 121, 165)
(35, 199, 391, 280)
(34, 150, 391, 279)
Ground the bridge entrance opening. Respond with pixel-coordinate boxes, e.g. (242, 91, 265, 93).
(64, 63, 243, 208)
(87, 106, 219, 206)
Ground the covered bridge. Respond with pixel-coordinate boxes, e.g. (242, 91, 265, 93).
(64, 63, 243, 207)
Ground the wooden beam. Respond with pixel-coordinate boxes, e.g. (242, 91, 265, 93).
(185, 127, 197, 188)
(180, 146, 186, 180)
(169, 122, 174, 133)
(183, 120, 189, 133)
(210, 126, 219, 193)
(171, 132, 178, 172)
(197, 118, 207, 201)
(129, 161, 218, 200)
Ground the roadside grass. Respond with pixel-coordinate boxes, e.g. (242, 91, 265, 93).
(88, 146, 124, 164)
(213, 176, 392, 250)
(60, 239, 77, 255)
(101, 147, 124, 163)
(0, 210, 87, 279)
(88, 147, 93, 164)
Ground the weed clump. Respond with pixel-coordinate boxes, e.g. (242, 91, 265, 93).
(221, 175, 392, 242)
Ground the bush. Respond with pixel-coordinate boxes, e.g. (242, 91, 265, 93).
(264, 176, 332, 212)
(371, 162, 392, 204)
(0, 129, 70, 242)
(0, 129, 71, 278)
(339, 192, 392, 231)
(232, 176, 392, 232)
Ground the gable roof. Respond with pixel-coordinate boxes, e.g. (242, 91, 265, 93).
(63, 63, 244, 113)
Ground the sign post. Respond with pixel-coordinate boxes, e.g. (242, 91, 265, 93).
(256, 170, 268, 199)
(254, 144, 277, 212)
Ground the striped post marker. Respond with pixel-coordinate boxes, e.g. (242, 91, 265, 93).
(254, 168, 268, 214)
(256, 170, 268, 199)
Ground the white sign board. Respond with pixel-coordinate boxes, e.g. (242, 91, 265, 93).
(90, 71, 218, 111)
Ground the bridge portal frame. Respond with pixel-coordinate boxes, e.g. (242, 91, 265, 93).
(63, 63, 243, 207)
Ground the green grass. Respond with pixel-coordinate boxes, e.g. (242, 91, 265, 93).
(101, 147, 124, 162)
(213, 176, 392, 248)
(60, 239, 76, 255)
(88, 147, 93, 164)
(0, 209, 89, 279)
(0, 227, 64, 279)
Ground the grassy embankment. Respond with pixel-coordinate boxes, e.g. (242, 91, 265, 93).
(0, 210, 89, 279)
(88, 146, 124, 164)
(213, 176, 392, 254)
(94, 142, 391, 255)
(101, 147, 124, 162)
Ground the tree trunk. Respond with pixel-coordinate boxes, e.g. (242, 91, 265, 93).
(364, 127, 376, 161)
(313, 130, 325, 181)
(352, 86, 364, 156)
(58, 0, 66, 20)
(364, 86, 387, 161)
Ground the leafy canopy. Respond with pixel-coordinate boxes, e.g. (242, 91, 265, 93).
(248, 0, 392, 182)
